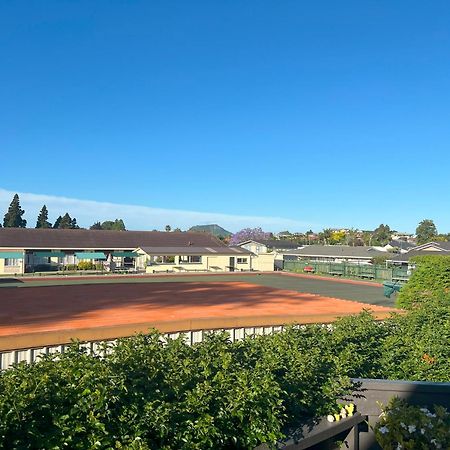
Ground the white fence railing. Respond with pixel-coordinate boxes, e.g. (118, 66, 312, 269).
(0, 325, 287, 371)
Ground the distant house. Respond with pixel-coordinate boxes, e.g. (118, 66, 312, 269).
(385, 240, 416, 253)
(389, 241, 450, 265)
(236, 239, 303, 271)
(237, 239, 301, 255)
(282, 245, 392, 265)
(0, 228, 274, 275)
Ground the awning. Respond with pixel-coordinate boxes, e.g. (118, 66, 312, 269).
(0, 252, 24, 259)
(111, 251, 139, 258)
(33, 252, 65, 258)
(75, 252, 106, 260)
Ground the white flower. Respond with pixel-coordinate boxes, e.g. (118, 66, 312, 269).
(407, 425, 416, 433)
(396, 444, 402, 450)
(431, 439, 441, 449)
(420, 428, 425, 435)
(420, 407, 430, 413)
(379, 426, 389, 434)
(426, 412, 436, 418)
(327, 415, 335, 422)
(400, 422, 407, 429)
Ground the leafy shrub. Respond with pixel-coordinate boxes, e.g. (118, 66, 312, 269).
(0, 333, 285, 449)
(1, 302, 450, 449)
(379, 294, 450, 382)
(397, 256, 450, 309)
(77, 261, 96, 270)
(63, 264, 78, 271)
(374, 397, 450, 449)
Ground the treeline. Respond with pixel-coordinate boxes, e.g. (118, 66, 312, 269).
(275, 220, 449, 246)
(1, 194, 126, 231)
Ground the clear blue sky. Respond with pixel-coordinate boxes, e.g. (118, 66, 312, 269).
(1, 1, 450, 232)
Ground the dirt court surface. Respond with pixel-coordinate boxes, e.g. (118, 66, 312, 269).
(0, 273, 397, 350)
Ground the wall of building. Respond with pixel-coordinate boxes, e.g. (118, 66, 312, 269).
(144, 254, 255, 273)
(0, 251, 25, 275)
(252, 253, 276, 271)
(240, 242, 268, 255)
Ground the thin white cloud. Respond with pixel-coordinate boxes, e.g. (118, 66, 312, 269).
(0, 188, 316, 233)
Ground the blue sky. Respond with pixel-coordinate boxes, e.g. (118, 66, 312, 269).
(1, 1, 450, 232)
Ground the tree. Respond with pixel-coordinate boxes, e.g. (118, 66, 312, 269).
(3, 194, 27, 228)
(371, 254, 391, 265)
(330, 230, 346, 244)
(54, 213, 79, 229)
(90, 221, 103, 230)
(89, 219, 126, 231)
(35, 205, 52, 229)
(53, 216, 62, 229)
(59, 213, 73, 229)
(416, 219, 437, 245)
(71, 217, 80, 229)
(229, 227, 272, 246)
(370, 224, 392, 246)
(165, 225, 172, 232)
(318, 228, 333, 245)
(101, 219, 125, 231)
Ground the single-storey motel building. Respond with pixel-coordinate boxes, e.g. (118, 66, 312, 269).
(0, 228, 275, 275)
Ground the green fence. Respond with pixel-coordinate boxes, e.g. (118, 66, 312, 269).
(284, 260, 410, 282)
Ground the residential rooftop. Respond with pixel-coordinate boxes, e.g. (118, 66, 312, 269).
(0, 228, 227, 250)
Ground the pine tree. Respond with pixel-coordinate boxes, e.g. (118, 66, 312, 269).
(53, 216, 62, 229)
(3, 194, 27, 228)
(35, 205, 52, 228)
(58, 213, 73, 229)
(71, 217, 80, 229)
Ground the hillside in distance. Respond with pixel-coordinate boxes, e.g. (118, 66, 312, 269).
(188, 224, 232, 239)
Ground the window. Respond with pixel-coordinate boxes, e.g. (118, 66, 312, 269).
(179, 255, 202, 263)
(5, 259, 21, 266)
(237, 258, 248, 264)
(154, 256, 175, 264)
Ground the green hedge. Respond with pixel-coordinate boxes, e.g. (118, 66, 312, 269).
(0, 297, 449, 449)
(397, 255, 450, 309)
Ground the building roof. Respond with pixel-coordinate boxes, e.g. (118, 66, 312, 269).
(388, 240, 416, 250)
(389, 250, 450, 263)
(139, 246, 252, 256)
(410, 241, 450, 251)
(0, 228, 228, 250)
(389, 242, 450, 262)
(283, 245, 389, 259)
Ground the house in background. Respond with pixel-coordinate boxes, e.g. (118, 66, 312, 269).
(385, 239, 416, 253)
(389, 241, 450, 266)
(0, 228, 274, 275)
(236, 239, 302, 270)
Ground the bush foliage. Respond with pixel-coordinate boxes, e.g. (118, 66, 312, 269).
(0, 298, 449, 449)
(374, 397, 450, 449)
(397, 255, 450, 309)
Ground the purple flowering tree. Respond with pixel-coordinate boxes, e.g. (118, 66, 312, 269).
(229, 227, 273, 246)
